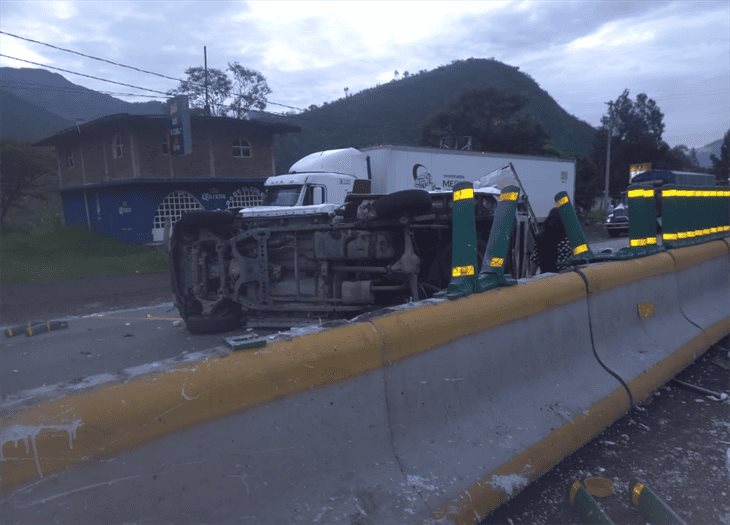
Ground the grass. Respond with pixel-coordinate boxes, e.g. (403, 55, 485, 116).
(0, 223, 169, 284)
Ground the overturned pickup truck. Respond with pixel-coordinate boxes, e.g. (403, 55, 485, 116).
(170, 146, 573, 333)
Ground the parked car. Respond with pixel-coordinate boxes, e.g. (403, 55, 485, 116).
(604, 204, 628, 237)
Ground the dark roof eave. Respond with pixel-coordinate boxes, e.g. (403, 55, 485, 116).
(34, 113, 300, 146)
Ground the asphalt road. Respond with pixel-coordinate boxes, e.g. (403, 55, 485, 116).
(0, 302, 228, 410)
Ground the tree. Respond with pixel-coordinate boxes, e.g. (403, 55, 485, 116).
(419, 87, 549, 155)
(0, 140, 55, 228)
(574, 158, 601, 213)
(590, 90, 670, 200)
(710, 129, 730, 183)
(227, 62, 271, 117)
(169, 66, 232, 116)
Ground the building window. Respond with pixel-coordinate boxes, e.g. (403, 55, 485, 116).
(226, 186, 263, 209)
(112, 134, 124, 159)
(65, 150, 74, 168)
(232, 138, 251, 158)
(151, 191, 203, 242)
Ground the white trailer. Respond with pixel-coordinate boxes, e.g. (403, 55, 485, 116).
(363, 145, 575, 222)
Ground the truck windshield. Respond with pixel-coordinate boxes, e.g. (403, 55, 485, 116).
(262, 185, 302, 206)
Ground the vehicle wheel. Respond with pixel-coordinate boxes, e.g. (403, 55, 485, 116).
(183, 301, 243, 334)
(373, 189, 432, 219)
(185, 313, 241, 334)
(608, 229, 620, 238)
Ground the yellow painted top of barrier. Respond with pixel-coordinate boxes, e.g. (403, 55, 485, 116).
(453, 188, 474, 201)
(556, 195, 569, 207)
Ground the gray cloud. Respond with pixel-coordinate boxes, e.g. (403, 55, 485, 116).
(0, 0, 727, 147)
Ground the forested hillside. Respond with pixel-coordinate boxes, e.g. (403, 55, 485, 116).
(267, 58, 596, 170)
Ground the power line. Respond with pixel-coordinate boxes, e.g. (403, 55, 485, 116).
(0, 31, 304, 111)
(0, 54, 169, 95)
(0, 79, 167, 99)
(0, 30, 186, 83)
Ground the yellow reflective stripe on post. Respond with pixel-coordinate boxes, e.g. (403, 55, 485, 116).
(629, 237, 657, 246)
(556, 195, 569, 207)
(662, 189, 679, 198)
(628, 189, 654, 198)
(453, 188, 474, 201)
(489, 257, 504, 268)
(702, 229, 711, 235)
(663, 233, 678, 240)
(573, 244, 588, 255)
(499, 192, 519, 201)
(632, 482, 646, 507)
(451, 265, 475, 277)
(678, 232, 688, 239)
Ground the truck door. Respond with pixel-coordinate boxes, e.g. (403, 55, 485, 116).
(303, 185, 326, 205)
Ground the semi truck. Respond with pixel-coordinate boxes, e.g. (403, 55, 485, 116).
(170, 145, 576, 332)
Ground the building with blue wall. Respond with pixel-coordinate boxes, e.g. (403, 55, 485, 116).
(35, 113, 299, 244)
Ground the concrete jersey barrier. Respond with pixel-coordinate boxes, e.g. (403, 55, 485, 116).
(668, 240, 730, 340)
(2, 242, 730, 524)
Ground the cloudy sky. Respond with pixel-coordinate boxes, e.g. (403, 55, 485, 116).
(1, 0, 728, 147)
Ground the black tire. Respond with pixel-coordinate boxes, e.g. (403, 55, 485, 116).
(373, 189, 432, 220)
(183, 300, 243, 334)
(185, 313, 241, 335)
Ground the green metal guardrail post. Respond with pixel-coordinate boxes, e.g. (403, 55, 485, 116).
(661, 185, 680, 248)
(444, 181, 478, 299)
(711, 188, 722, 239)
(626, 184, 660, 256)
(686, 188, 700, 244)
(630, 480, 687, 525)
(476, 186, 520, 292)
(554, 191, 594, 263)
(695, 188, 710, 242)
(569, 481, 615, 525)
(718, 186, 730, 237)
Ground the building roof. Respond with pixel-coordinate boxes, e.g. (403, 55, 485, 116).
(34, 113, 300, 146)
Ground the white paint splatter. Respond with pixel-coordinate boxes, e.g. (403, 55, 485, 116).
(488, 473, 528, 497)
(0, 420, 82, 478)
(180, 387, 197, 401)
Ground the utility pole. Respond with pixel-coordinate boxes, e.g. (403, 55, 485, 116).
(203, 46, 210, 116)
(603, 101, 614, 213)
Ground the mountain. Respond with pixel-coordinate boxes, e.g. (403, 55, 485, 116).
(0, 89, 73, 142)
(694, 139, 723, 168)
(0, 67, 164, 141)
(267, 58, 596, 170)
